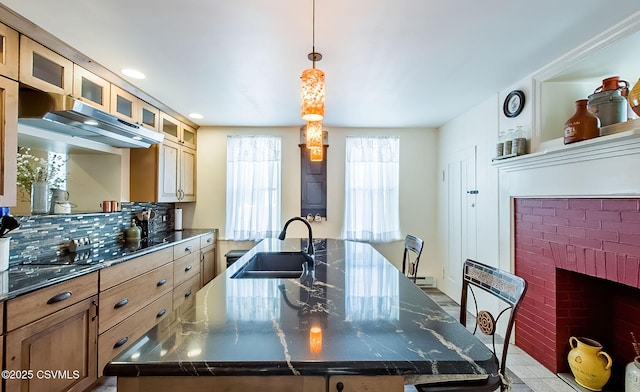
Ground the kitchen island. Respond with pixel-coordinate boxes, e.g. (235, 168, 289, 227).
(104, 238, 498, 391)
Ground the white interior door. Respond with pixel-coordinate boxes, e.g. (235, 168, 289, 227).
(441, 146, 477, 301)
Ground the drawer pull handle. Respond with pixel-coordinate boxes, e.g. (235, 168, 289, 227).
(185, 289, 192, 298)
(156, 308, 167, 318)
(185, 246, 193, 253)
(47, 291, 72, 304)
(207, 238, 212, 243)
(114, 298, 129, 309)
(184, 264, 193, 272)
(114, 336, 129, 349)
(157, 279, 167, 287)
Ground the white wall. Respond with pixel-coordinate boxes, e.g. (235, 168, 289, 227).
(181, 126, 438, 275)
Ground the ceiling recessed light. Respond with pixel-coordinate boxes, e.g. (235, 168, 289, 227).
(189, 113, 203, 120)
(121, 68, 146, 79)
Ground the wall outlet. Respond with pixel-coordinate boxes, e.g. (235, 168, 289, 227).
(162, 215, 167, 222)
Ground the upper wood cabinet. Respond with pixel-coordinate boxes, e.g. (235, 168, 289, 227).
(19, 35, 73, 95)
(0, 76, 17, 207)
(0, 22, 18, 80)
(161, 112, 197, 149)
(73, 64, 111, 111)
(110, 84, 138, 124)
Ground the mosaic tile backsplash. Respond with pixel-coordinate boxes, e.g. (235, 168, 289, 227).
(6, 202, 176, 265)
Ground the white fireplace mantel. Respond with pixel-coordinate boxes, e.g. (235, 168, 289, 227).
(493, 121, 640, 173)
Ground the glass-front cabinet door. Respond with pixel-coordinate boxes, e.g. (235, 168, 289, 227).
(19, 36, 73, 95)
(73, 65, 110, 112)
(0, 22, 18, 80)
(160, 112, 180, 144)
(0, 76, 18, 206)
(182, 124, 197, 149)
(110, 85, 138, 124)
(139, 100, 160, 131)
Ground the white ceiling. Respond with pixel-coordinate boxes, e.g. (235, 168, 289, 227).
(3, 0, 640, 128)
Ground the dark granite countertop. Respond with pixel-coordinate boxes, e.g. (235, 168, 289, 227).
(104, 238, 498, 380)
(0, 229, 216, 301)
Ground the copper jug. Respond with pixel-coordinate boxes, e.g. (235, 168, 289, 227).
(564, 99, 600, 144)
(595, 76, 629, 96)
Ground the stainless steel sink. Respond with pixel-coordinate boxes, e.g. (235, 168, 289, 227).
(231, 252, 312, 279)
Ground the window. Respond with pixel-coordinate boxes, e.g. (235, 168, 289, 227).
(225, 135, 281, 241)
(341, 136, 401, 242)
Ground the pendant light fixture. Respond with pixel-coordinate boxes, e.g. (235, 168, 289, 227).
(300, 0, 325, 122)
(306, 121, 323, 150)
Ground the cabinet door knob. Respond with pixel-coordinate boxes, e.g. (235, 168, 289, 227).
(114, 298, 129, 309)
(185, 246, 192, 253)
(47, 291, 72, 304)
(336, 381, 344, 391)
(184, 289, 192, 298)
(207, 238, 212, 243)
(156, 308, 167, 318)
(114, 336, 129, 349)
(157, 279, 167, 287)
(185, 264, 192, 272)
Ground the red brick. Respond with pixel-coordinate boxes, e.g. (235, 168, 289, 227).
(543, 232, 571, 244)
(586, 210, 622, 222)
(568, 218, 601, 229)
(522, 214, 543, 223)
(585, 248, 597, 276)
(595, 250, 607, 279)
(619, 232, 640, 247)
(519, 199, 544, 207)
(515, 234, 534, 246)
(515, 221, 533, 231)
(557, 208, 586, 219)
(543, 215, 570, 226)
(603, 198, 639, 211)
(623, 256, 639, 287)
(603, 221, 640, 234)
(532, 207, 556, 216)
(569, 198, 603, 210)
(532, 223, 557, 234)
(576, 247, 586, 274)
(516, 228, 544, 240)
(622, 211, 640, 222)
(603, 241, 640, 259)
(558, 226, 586, 238)
(585, 228, 618, 242)
(606, 252, 618, 281)
(542, 199, 570, 209)
(568, 236, 603, 250)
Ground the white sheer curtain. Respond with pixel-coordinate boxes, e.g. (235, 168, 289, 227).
(341, 136, 401, 242)
(225, 135, 281, 241)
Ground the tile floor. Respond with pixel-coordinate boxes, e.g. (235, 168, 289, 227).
(87, 288, 577, 392)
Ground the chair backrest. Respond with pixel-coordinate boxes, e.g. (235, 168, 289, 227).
(402, 235, 424, 283)
(460, 259, 527, 385)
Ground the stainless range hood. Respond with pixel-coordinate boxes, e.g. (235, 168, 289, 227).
(18, 89, 164, 148)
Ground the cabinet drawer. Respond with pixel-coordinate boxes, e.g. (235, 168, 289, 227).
(200, 232, 216, 249)
(6, 272, 98, 331)
(173, 238, 200, 260)
(98, 291, 172, 376)
(99, 263, 173, 334)
(101, 247, 173, 290)
(173, 251, 200, 285)
(173, 273, 200, 311)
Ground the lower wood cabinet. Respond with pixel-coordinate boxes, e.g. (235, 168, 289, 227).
(98, 292, 172, 375)
(116, 375, 405, 392)
(5, 295, 98, 392)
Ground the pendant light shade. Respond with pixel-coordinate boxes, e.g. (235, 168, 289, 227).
(301, 68, 325, 121)
(309, 146, 323, 162)
(306, 121, 323, 149)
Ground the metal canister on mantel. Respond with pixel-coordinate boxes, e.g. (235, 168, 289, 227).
(588, 76, 629, 127)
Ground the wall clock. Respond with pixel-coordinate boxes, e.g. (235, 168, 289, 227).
(503, 90, 525, 118)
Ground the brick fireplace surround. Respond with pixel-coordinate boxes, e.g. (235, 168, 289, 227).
(514, 197, 640, 387)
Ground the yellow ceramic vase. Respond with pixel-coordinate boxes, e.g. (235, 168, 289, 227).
(567, 337, 612, 391)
